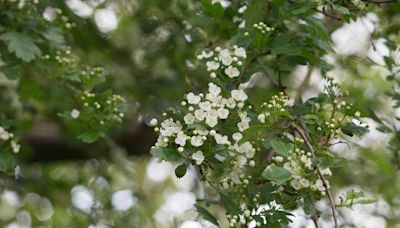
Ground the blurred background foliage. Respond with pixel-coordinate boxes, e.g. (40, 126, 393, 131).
(1, 0, 400, 227)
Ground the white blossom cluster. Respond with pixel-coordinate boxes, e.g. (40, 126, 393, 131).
(227, 193, 283, 227)
(252, 22, 274, 34)
(0, 126, 20, 153)
(268, 137, 332, 195)
(196, 46, 247, 79)
(257, 92, 290, 124)
(152, 83, 257, 173)
(78, 91, 125, 125)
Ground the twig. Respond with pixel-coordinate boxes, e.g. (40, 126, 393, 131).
(308, 196, 320, 228)
(291, 123, 339, 228)
(315, 8, 341, 21)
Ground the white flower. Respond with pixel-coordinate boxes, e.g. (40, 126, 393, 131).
(274, 156, 284, 162)
(198, 129, 209, 135)
(291, 178, 301, 190)
(71, 109, 80, 119)
(187, 92, 201, 104)
(191, 136, 204, 147)
(202, 50, 214, 58)
(218, 49, 231, 60)
(224, 65, 240, 78)
(160, 119, 182, 137)
(205, 116, 218, 127)
(214, 133, 229, 145)
(150, 118, 158, 126)
(208, 83, 221, 96)
(301, 156, 312, 170)
(232, 132, 242, 141)
(0, 127, 10, 141)
(230, 170, 241, 184)
(221, 55, 233, 66)
(207, 109, 219, 119)
(321, 168, 332, 176)
(155, 136, 168, 147)
(231, 89, 248, 101)
(225, 98, 236, 109)
(11, 140, 20, 153)
(194, 109, 207, 121)
(236, 156, 248, 167)
(199, 101, 212, 111)
(217, 108, 229, 119)
(300, 178, 310, 188)
(222, 181, 229, 189)
(175, 132, 188, 146)
(315, 179, 325, 191)
(237, 121, 249, 132)
(184, 113, 195, 124)
(257, 114, 265, 123)
(206, 61, 220, 71)
(192, 151, 205, 165)
(239, 111, 248, 119)
(238, 142, 255, 158)
(234, 47, 246, 58)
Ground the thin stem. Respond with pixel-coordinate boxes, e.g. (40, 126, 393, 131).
(315, 8, 342, 21)
(291, 123, 339, 228)
(308, 196, 320, 228)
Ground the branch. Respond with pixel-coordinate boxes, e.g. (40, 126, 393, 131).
(314, 8, 342, 21)
(22, 121, 156, 162)
(291, 123, 339, 228)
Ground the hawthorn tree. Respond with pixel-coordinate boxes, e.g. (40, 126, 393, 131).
(0, 0, 400, 227)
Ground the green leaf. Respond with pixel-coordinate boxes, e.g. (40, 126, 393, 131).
(0, 64, 21, 80)
(356, 198, 378, 205)
(303, 197, 317, 216)
(304, 17, 330, 42)
(219, 191, 241, 215)
(244, 0, 265, 27)
(42, 27, 65, 47)
(334, 5, 350, 15)
(270, 34, 302, 56)
(175, 164, 187, 178)
(194, 204, 219, 226)
(151, 147, 181, 162)
(341, 122, 368, 137)
(0, 32, 41, 62)
(270, 140, 292, 157)
(201, 0, 224, 19)
(262, 164, 292, 185)
(239, 124, 266, 144)
(0, 151, 16, 174)
(77, 129, 103, 143)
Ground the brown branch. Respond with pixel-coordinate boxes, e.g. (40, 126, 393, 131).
(22, 121, 156, 162)
(291, 123, 339, 228)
